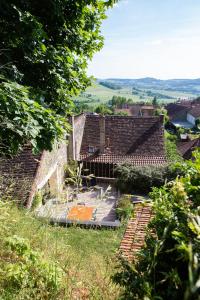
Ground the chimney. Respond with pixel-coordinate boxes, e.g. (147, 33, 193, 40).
(99, 116, 105, 154)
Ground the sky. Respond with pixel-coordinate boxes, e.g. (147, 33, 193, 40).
(88, 0, 200, 79)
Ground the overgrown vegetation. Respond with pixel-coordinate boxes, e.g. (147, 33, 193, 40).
(165, 130, 183, 163)
(116, 195, 134, 221)
(0, 200, 124, 299)
(114, 150, 200, 300)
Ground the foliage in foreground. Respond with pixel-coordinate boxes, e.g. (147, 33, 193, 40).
(0, 79, 68, 155)
(114, 151, 200, 300)
(0, 200, 123, 299)
(0, 0, 117, 155)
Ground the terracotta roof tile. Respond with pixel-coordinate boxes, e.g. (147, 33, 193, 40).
(177, 138, 200, 159)
(80, 154, 166, 166)
(80, 115, 165, 161)
(188, 106, 200, 118)
(166, 103, 189, 121)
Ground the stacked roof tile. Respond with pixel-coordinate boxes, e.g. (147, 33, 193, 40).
(119, 204, 153, 261)
(80, 154, 166, 166)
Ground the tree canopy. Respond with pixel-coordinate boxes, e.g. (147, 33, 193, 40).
(0, 0, 117, 155)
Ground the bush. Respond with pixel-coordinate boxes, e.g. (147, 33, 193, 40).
(116, 164, 177, 194)
(113, 150, 200, 300)
(116, 195, 134, 221)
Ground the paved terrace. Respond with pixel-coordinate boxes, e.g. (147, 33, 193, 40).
(36, 187, 121, 228)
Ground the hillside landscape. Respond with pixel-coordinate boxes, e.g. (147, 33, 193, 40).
(76, 78, 199, 109)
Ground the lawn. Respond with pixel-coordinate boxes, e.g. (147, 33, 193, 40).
(0, 202, 125, 299)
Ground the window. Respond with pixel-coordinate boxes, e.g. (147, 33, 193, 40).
(88, 146, 95, 153)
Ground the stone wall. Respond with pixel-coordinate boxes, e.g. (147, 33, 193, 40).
(27, 141, 68, 207)
(68, 114, 86, 160)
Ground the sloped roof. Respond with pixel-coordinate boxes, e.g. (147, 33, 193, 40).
(80, 115, 165, 164)
(188, 106, 200, 118)
(166, 103, 189, 121)
(177, 138, 200, 160)
(0, 146, 41, 204)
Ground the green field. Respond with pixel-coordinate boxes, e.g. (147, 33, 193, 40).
(75, 82, 194, 109)
(76, 83, 142, 107)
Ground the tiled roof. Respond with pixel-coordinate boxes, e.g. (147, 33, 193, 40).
(115, 104, 155, 116)
(188, 106, 200, 118)
(166, 103, 189, 121)
(80, 154, 166, 166)
(80, 115, 165, 160)
(177, 138, 200, 159)
(166, 102, 200, 121)
(0, 146, 41, 204)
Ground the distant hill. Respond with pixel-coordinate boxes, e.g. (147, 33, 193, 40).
(98, 78, 200, 94)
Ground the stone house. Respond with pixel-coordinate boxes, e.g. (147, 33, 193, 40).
(166, 101, 200, 128)
(79, 114, 166, 179)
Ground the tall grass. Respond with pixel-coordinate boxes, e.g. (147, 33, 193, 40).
(0, 201, 124, 299)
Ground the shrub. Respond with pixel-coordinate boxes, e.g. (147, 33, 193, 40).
(116, 195, 134, 221)
(113, 150, 200, 300)
(116, 164, 174, 194)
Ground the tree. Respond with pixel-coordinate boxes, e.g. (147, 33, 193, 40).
(95, 104, 112, 115)
(155, 107, 169, 124)
(152, 96, 158, 106)
(0, 0, 117, 155)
